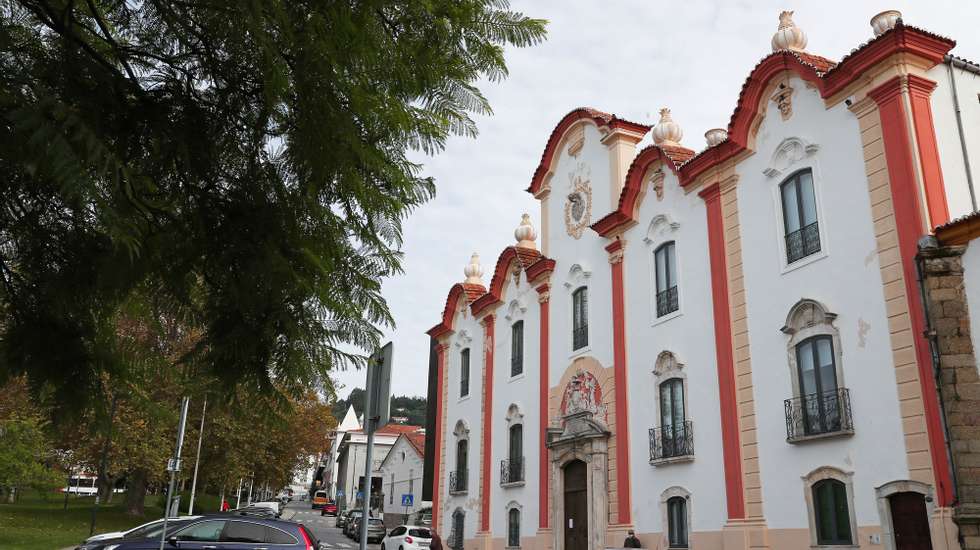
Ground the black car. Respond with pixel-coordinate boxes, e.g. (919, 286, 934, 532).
(78, 516, 322, 549)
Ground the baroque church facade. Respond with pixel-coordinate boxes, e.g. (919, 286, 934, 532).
(426, 10, 980, 550)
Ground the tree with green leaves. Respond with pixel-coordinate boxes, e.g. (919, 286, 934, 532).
(0, 1, 547, 410)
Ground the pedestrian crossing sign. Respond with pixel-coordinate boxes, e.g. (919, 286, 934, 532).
(401, 494, 413, 507)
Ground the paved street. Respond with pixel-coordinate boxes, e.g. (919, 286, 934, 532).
(282, 501, 381, 550)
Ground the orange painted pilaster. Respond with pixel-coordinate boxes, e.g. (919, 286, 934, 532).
(605, 239, 632, 525)
(432, 343, 448, 532)
(699, 183, 745, 520)
(536, 284, 551, 530)
(479, 314, 495, 532)
(907, 74, 950, 227)
(869, 76, 954, 506)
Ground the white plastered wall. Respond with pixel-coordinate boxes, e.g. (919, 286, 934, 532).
(928, 60, 980, 220)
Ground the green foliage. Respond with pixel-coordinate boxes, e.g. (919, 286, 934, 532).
(0, 0, 547, 410)
(0, 416, 61, 495)
(332, 388, 426, 426)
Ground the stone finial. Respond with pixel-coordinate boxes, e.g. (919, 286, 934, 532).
(771, 10, 807, 52)
(652, 108, 683, 147)
(705, 128, 728, 147)
(463, 252, 484, 284)
(871, 10, 902, 36)
(514, 213, 538, 250)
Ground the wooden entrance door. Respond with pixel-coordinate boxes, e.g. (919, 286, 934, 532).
(889, 492, 932, 550)
(563, 460, 588, 550)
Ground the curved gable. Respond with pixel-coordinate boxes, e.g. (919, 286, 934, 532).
(471, 246, 549, 316)
(526, 107, 651, 198)
(591, 144, 693, 237)
(428, 282, 487, 339)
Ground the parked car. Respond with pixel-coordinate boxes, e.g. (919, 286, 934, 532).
(75, 517, 199, 550)
(336, 509, 350, 529)
(312, 490, 329, 509)
(79, 516, 323, 549)
(344, 510, 366, 538)
(320, 500, 338, 516)
(252, 500, 281, 517)
(381, 525, 433, 550)
(349, 517, 386, 543)
(228, 506, 279, 519)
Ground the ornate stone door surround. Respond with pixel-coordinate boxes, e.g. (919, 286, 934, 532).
(547, 410, 610, 550)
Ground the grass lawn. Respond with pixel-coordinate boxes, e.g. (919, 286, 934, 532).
(0, 490, 222, 550)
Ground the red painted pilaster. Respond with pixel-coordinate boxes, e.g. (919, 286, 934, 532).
(432, 343, 448, 532)
(536, 284, 551, 530)
(907, 74, 950, 227)
(699, 183, 745, 520)
(479, 314, 495, 532)
(869, 76, 955, 506)
(605, 239, 632, 525)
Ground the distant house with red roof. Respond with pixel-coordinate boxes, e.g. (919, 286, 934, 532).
(379, 430, 429, 520)
(334, 422, 424, 512)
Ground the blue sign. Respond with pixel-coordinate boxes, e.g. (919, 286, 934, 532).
(357, 491, 363, 498)
(401, 494, 414, 507)
(336, 490, 344, 497)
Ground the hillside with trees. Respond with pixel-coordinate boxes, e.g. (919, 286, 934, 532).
(332, 389, 426, 427)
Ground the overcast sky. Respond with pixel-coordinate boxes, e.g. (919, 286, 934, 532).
(331, 1, 980, 401)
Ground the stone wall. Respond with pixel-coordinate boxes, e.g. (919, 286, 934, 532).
(919, 243, 980, 550)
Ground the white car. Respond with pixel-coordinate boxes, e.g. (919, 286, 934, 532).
(381, 525, 433, 550)
(83, 516, 202, 543)
(251, 500, 280, 516)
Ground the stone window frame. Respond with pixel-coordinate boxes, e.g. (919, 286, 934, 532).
(659, 486, 692, 549)
(452, 420, 470, 495)
(563, 263, 592, 357)
(502, 404, 526, 488)
(764, 137, 828, 273)
(801, 466, 859, 549)
(450, 507, 466, 550)
(650, 351, 693, 465)
(505, 500, 523, 549)
(780, 298, 846, 400)
(644, 214, 683, 326)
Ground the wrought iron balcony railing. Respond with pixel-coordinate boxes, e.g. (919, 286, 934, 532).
(448, 469, 468, 494)
(572, 325, 588, 350)
(785, 221, 821, 263)
(784, 388, 853, 442)
(500, 457, 525, 485)
(656, 285, 679, 317)
(649, 421, 694, 463)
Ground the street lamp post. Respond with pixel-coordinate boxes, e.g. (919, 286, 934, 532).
(188, 398, 207, 515)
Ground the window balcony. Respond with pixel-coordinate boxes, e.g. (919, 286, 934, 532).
(500, 457, 525, 486)
(649, 421, 694, 464)
(656, 285, 679, 317)
(785, 221, 821, 264)
(784, 388, 854, 443)
(449, 469, 468, 494)
(572, 325, 588, 351)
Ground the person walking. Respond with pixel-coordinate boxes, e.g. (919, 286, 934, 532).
(430, 530, 444, 550)
(624, 529, 642, 548)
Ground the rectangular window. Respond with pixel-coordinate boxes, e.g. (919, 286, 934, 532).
(389, 474, 394, 504)
(781, 169, 821, 263)
(508, 508, 521, 547)
(511, 321, 524, 377)
(460, 349, 470, 397)
(572, 287, 588, 350)
(408, 469, 414, 495)
(655, 242, 679, 317)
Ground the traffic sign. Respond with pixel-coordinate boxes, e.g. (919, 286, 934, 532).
(401, 494, 414, 507)
(337, 490, 344, 497)
(356, 491, 363, 499)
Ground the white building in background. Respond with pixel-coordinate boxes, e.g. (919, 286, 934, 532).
(379, 431, 429, 521)
(321, 405, 361, 498)
(335, 423, 424, 511)
(426, 10, 979, 550)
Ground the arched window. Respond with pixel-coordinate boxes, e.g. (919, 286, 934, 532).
(572, 287, 588, 350)
(667, 496, 688, 548)
(507, 507, 521, 548)
(651, 352, 693, 462)
(812, 479, 852, 545)
(451, 420, 469, 494)
(654, 241, 679, 317)
(781, 299, 852, 441)
(502, 404, 525, 485)
(451, 508, 465, 550)
(460, 348, 470, 398)
(511, 321, 524, 377)
(780, 169, 820, 263)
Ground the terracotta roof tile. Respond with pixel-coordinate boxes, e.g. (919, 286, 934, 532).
(461, 283, 486, 303)
(405, 432, 426, 458)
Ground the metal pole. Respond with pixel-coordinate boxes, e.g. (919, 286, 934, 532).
(247, 475, 253, 505)
(159, 397, 191, 550)
(188, 399, 207, 515)
(236, 477, 242, 508)
(359, 363, 377, 550)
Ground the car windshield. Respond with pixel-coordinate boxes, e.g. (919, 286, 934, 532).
(126, 519, 192, 540)
(350, 511, 362, 517)
(409, 529, 432, 538)
(369, 519, 384, 525)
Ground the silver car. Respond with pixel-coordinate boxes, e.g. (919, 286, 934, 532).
(350, 517, 386, 543)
